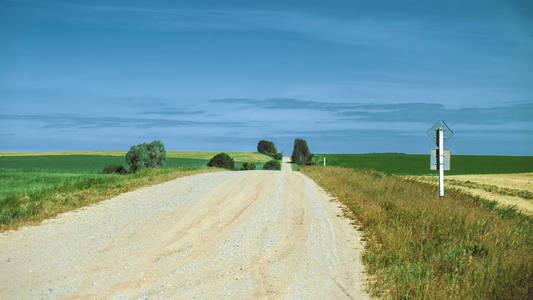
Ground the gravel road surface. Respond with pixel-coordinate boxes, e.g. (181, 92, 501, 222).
(1, 158, 368, 299)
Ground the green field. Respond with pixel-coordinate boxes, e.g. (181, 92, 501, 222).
(0, 150, 271, 162)
(0, 152, 271, 172)
(0, 151, 270, 230)
(312, 153, 533, 175)
(0, 152, 270, 197)
(0, 155, 209, 173)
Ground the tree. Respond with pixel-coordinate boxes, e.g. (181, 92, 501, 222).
(125, 140, 167, 173)
(257, 140, 277, 155)
(291, 138, 312, 165)
(125, 144, 149, 173)
(207, 153, 235, 169)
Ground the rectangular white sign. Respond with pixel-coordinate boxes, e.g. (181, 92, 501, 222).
(430, 149, 451, 170)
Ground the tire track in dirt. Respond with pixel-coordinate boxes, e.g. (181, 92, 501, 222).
(0, 158, 368, 299)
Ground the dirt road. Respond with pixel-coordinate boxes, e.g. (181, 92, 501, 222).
(0, 158, 368, 299)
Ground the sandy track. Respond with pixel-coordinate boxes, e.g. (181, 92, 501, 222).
(0, 158, 368, 299)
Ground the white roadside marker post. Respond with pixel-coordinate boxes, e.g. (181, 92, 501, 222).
(323, 156, 326, 167)
(438, 128, 444, 197)
(427, 120, 453, 198)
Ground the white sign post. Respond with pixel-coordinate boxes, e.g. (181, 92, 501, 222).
(437, 128, 444, 197)
(323, 156, 326, 167)
(427, 120, 454, 198)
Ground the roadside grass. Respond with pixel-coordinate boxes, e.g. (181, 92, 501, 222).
(0, 170, 103, 200)
(0, 167, 220, 231)
(301, 166, 533, 299)
(312, 153, 533, 175)
(0, 151, 268, 231)
(289, 163, 302, 172)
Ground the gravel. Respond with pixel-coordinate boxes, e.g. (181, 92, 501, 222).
(0, 158, 368, 299)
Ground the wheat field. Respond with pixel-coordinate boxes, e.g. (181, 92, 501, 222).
(411, 173, 533, 215)
(0, 151, 272, 163)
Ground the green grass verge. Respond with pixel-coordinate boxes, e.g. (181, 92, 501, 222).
(301, 166, 533, 299)
(0, 151, 269, 230)
(311, 153, 533, 175)
(0, 167, 220, 231)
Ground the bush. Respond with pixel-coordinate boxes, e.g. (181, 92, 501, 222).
(272, 152, 282, 160)
(291, 138, 312, 165)
(146, 140, 166, 168)
(263, 160, 281, 170)
(240, 162, 256, 170)
(257, 140, 277, 155)
(102, 165, 127, 174)
(125, 140, 167, 173)
(207, 153, 235, 169)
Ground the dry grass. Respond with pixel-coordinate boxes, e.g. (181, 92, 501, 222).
(301, 166, 533, 299)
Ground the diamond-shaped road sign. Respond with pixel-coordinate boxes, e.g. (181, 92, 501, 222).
(426, 120, 454, 143)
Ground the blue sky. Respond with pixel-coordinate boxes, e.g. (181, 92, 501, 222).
(1, 0, 532, 155)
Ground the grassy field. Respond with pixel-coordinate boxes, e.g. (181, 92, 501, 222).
(0, 167, 220, 231)
(0, 155, 213, 173)
(301, 166, 533, 299)
(0, 151, 127, 157)
(0, 151, 270, 230)
(0, 151, 271, 172)
(312, 153, 533, 175)
(0, 150, 272, 162)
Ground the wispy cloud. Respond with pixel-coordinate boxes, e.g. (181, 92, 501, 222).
(0, 114, 249, 129)
(4, 0, 527, 48)
(338, 103, 533, 125)
(144, 110, 205, 116)
(211, 98, 533, 125)
(211, 98, 354, 111)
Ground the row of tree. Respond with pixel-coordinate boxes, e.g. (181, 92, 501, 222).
(104, 138, 313, 174)
(206, 152, 281, 170)
(257, 138, 313, 165)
